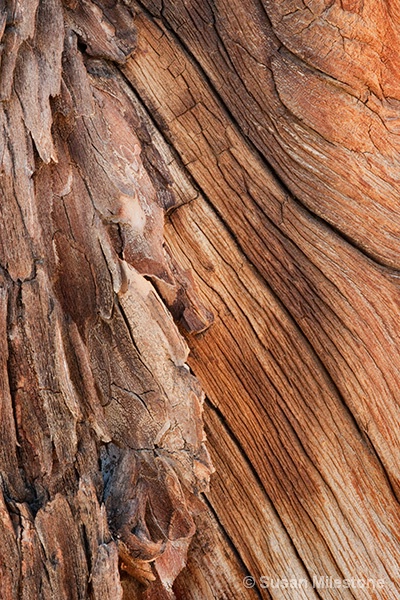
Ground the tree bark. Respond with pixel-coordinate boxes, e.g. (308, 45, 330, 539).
(1, 1, 400, 599)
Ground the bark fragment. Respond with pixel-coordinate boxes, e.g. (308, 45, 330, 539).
(0, 2, 212, 598)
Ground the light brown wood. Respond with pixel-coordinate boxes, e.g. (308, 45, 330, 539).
(122, 3, 400, 597)
(124, 5, 400, 496)
(1, 1, 400, 599)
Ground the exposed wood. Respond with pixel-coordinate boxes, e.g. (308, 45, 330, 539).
(133, 0, 400, 268)
(165, 193, 400, 598)
(1, 1, 400, 599)
(123, 4, 400, 497)
(173, 508, 261, 600)
(122, 3, 400, 598)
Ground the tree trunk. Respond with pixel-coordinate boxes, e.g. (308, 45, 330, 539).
(1, 1, 399, 599)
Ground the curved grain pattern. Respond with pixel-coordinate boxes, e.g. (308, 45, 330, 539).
(121, 3, 400, 598)
(123, 7, 400, 500)
(0, 1, 399, 599)
(135, 0, 400, 269)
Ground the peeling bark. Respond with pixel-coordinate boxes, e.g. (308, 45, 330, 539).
(0, 2, 212, 598)
(1, 1, 400, 599)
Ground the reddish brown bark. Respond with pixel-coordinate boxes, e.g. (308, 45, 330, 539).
(1, 1, 400, 599)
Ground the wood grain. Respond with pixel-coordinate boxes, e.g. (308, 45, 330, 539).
(1, 1, 400, 598)
(136, 0, 400, 268)
(123, 7, 400, 498)
(121, 4, 400, 597)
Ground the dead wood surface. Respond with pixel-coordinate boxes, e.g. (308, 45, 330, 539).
(0, 1, 399, 599)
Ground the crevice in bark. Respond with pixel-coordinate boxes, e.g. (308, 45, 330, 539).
(201, 494, 266, 600)
(203, 399, 327, 599)
(129, 1, 400, 273)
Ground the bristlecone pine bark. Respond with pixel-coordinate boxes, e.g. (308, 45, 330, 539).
(0, 1, 399, 599)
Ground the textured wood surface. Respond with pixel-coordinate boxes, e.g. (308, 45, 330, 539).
(1, 1, 400, 599)
(122, 3, 400, 598)
(0, 2, 212, 598)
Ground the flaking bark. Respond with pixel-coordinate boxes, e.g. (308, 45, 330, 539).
(0, 2, 212, 598)
(1, 1, 400, 599)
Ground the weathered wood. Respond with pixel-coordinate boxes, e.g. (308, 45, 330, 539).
(1, 1, 400, 599)
(165, 194, 400, 598)
(0, 2, 212, 598)
(135, 0, 400, 268)
(122, 3, 400, 598)
(173, 508, 261, 600)
(123, 5, 400, 498)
